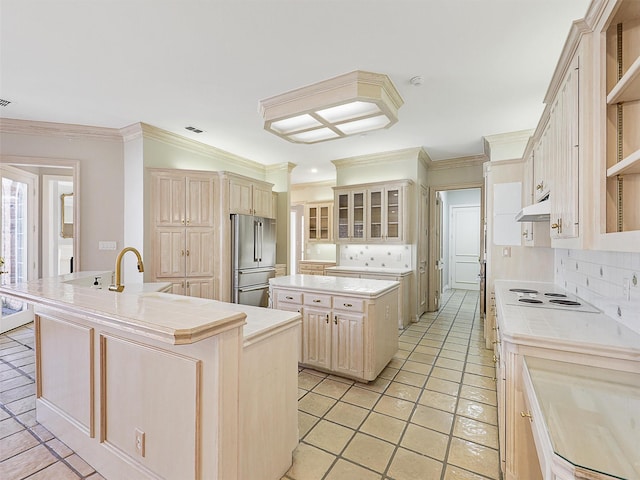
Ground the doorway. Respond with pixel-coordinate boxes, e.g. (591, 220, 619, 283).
(428, 185, 484, 312)
(1, 166, 37, 333)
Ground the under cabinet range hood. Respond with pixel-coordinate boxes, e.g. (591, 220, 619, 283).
(515, 199, 550, 222)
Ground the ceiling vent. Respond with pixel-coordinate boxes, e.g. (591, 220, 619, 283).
(185, 126, 204, 134)
(0, 99, 11, 107)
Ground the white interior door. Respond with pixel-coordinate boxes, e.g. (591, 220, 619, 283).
(1, 166, 37, 333)
(450, 205, 480, 291)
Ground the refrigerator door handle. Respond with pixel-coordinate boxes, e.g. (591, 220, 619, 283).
(258, 220, 264, 262)
(238, 284, 269, 293)
(253, 220, 259, 262)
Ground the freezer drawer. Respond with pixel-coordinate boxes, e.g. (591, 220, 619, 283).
(234, 284, 270, 307)
(234, 267, 276, 289)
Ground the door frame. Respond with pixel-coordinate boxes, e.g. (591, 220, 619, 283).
(0, 155, 81, 271)
(427, 181, 484, 312)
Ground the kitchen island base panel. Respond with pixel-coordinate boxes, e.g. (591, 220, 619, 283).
(35, 309, 243, 480)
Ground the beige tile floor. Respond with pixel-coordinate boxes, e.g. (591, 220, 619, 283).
(0, 289, 499, 480)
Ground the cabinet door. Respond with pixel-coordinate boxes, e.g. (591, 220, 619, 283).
(186, 278, 214, 299)
(303, 308, 331, 369)
(155, 228, 185, 278)
(253, 184, 274, 218)
(307, 205, 319, 240)
(186, 176, 214, 227)
(185, 228, 214, 277)
(336, 192, 350, 241)
(352, 191, 366, 240)
(368, 189, 384, 240)
(229, 178, 253, 215)
(274, 302, 303, 362)
(155, 175, 186, 226)
(386, 187, 402, 241)
(319, 204, 331, 241)
(533, 127, 549, 202)
(168, 280, 186, 296)
(332, 312, 364, 379)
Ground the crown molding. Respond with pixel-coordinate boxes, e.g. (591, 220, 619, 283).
(331, 147, 425, 169)
(290, 179, 336, 190)
(265, 162, 297, 174)
(137, 122, 268, 173)
(0, 117, 123, 141)
(424, 154, 488, 171)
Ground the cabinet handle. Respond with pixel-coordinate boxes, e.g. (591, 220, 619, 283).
(186, 250, 190, 256)
(536, 182, 544, 191)
(520, 411, 533, 421)
(522, 231, 528, 237)
(285, 296, 294, 300)
(181, 250, 185, 256)
(186, 219, 190, 225)
(492, 340, 500, 345)
(343, 303, 352, 307)
(492, 355, 497, 363)
(325, 314, 329, 324)
(186, 281, 190, 288)
(551, 219, 562, 234)
(181, 219, 185, 225)
(313, 299, 321, 303)
(334, 315, 338, 325)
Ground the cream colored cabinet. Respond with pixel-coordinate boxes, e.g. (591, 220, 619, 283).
(600, 0, 640, 244)
(533, 124, 551, 203)
(306, 202, 333, 242)
(334, 180, 412, 244)
(272, 290, 304, 362)
(298, 261, 336, 275)
(270, 283, 398, 382)
(150, 170, 215, 299)
(368, 186, 403, 242)
(549, 54, 580, 240)
(229, 174, 274, 218)
(335, 188, 366, 241)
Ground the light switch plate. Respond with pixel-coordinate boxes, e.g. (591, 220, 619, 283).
(99, 241, 117, 251)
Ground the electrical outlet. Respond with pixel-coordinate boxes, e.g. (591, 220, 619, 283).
(135, 428, 145, 457)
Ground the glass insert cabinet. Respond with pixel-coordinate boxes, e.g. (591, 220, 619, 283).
(333, 180, 411, 243)
(306, 202, 333, 242)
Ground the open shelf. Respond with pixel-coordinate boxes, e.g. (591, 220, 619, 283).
(607, 148, 640, 176)
(607, 55, 640, 104)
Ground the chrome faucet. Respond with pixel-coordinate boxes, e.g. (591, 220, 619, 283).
(109, 247, 144, 292)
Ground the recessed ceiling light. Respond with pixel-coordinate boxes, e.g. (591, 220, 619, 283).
(185, 126, 204, 134)
(311, 168, 318, 173)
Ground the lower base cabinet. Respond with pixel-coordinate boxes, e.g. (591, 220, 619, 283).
(271, 285, 398, 382)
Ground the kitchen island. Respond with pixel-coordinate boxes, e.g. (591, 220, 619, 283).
(270, 274, 399, 382)
(0, 272, 301, 480)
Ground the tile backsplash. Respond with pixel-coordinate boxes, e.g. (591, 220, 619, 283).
(339, 244, 412, 269)
(555, 249, 640, 335)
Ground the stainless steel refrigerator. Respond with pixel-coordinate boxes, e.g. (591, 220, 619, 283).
(231, 214, 276, 307)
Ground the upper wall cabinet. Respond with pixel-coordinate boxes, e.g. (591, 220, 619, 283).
(306, 202, 333, 242)
(549, 54, 580, 240)
(602, 0, 640, 238)
(154, 172, 214, 227)
(228, 174, 274, 218)
(334, 180, 412, 244)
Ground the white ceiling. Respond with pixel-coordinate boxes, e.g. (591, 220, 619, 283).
(0, 0, 591, 184)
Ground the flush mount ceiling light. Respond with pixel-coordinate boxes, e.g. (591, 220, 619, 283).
(259, 70, 404, 144)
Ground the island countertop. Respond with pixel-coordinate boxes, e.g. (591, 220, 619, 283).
(0, 272, 300, 345)
(270, 274, 399, 297)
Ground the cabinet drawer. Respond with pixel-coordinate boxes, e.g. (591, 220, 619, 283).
(333, 296, 364, 313)
(276, 291, 303, 304)
(304, 293, 331, 308)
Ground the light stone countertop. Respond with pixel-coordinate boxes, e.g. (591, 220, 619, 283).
(269, 274, 399, 296)
(494, 280, 640, 360)
(325, 266, 413, 276)
(1, 272, 300, 346)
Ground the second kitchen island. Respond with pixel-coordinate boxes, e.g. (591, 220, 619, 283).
(270, 274, 399, 382)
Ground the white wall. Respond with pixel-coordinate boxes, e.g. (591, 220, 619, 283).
(1, 123, 124, 271)
(555, 249, 640, 335)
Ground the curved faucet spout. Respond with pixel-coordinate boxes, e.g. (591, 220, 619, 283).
(108, 247, 144, 292)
